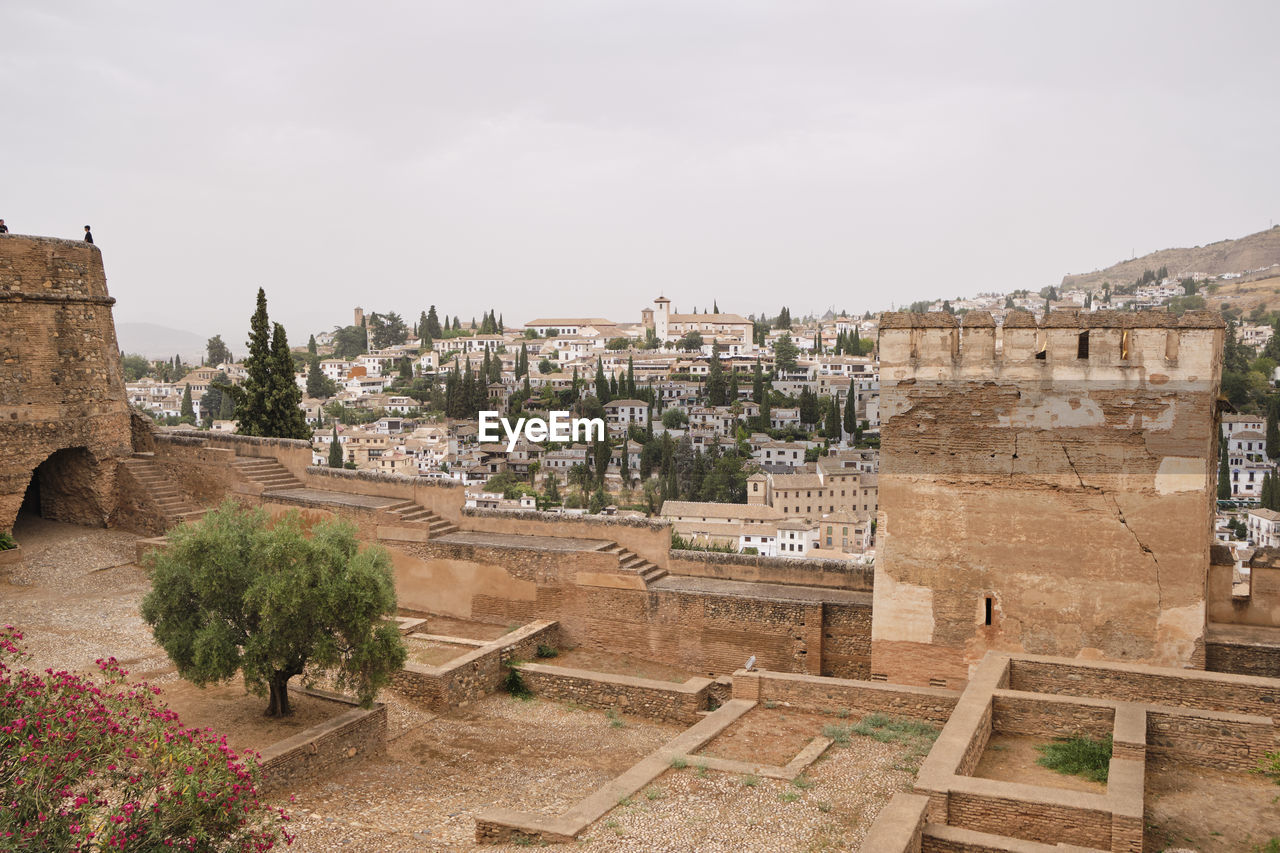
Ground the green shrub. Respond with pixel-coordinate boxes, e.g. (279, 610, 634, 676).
(504, 663, 532, 699)
(740, 774, 759, 787)
(0, 531, 14, 551)
(1035, 734, 1112, 783)
(535, 643, 559, 659)
(1258, 750, 1280, 783)
(670, 756, 688, 769)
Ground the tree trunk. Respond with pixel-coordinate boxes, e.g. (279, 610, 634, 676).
(265, 671, 293, 717)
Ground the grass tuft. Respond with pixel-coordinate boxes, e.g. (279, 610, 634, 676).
(1035, 734, 1112, 783)
(670, 755, 688, 769)
(644, 786, 664, 801)
(740, 774, 760, 787)
(779, 790, 800, 803)
(535, 643, 559, 658)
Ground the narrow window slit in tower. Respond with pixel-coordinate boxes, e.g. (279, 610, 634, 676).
(1121, 329, 1131, 361)
(1077, 331, 1089, 359)
(984, 596, 993, 626)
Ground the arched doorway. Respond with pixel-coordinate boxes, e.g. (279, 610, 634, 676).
(17, 447, 107, 528)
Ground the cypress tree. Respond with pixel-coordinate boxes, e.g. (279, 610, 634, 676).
(825, 395, 841, 440)
(268, 322, 309, 439)
(237, 288, 274, 436)
(626, 356, 636, 398)
(307, 334, 317, 356)
(843, 388, 858, 437)
(426, 305, 442, 338)
(610, 373, 619, 397)
(306, 354, 328, 399)
(180, 384, 194, 419)
(752, 358, 764, 404)
(706, 342, 726, 406)
(1218, 438, 1232, 501)
(328, 424, 343, 468)
(594, 358, 610, 403)
(728, 369, 739, 403)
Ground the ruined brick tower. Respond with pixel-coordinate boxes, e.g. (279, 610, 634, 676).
(0, 234, 134, 532)
(872, 309, 1224, 687)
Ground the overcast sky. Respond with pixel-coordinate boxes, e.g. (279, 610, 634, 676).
(4, 1, 1278, 349)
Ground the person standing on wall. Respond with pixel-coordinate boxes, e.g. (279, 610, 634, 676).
(0, 219, 8, 233)
(83, 225, 93, 244)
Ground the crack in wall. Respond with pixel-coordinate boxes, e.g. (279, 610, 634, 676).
(1061, 445, 1164, 611)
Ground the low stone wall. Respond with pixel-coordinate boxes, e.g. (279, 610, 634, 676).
(1206, 635, 1280, 677)
(166, 429, 313, 481)
(731, 668, 959, 724)
(1145, 706, 1276, 772)
(463, 507, 671, 569)
(922, 825, 1107, 852)
(516, 663, 713, 724)
(944, 789, 1113, 850)
(990, 692, 1115, 740)
(669, 550, 874, 592)
(303, 466, 464, 522)
(256, 687, 387, 792)
(1007, 654, 1280, 719)
(392, 620, 559, 711)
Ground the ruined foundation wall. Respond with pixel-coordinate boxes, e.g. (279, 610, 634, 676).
(0, 235, 133, 532)
(873, 311, 1224, 687)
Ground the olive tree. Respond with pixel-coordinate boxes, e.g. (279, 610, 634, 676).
(142, 501, 406, 717)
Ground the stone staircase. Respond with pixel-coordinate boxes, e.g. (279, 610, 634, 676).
(599, 542, 668, 585)
(120, 454, 204, 526)
(231, 457, 304, 493)
(385, 500, 459, 537)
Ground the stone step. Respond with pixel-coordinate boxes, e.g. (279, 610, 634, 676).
(641, 567, 668, 584)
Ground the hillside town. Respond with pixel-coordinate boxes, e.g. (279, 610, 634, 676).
(122, 263, 1280, 569)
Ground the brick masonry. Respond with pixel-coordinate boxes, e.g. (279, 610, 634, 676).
(516, 663, 714, 724)
(255, 687, 387, 792)
(391, 621, 559, 711)
(0, 235, 135, 533)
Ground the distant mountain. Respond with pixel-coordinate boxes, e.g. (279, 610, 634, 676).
(1060, 225, 1280, 292)
(115, 322, 209, 361)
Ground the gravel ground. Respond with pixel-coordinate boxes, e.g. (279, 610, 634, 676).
(575, 736, 916, 853)
(3, 519, 922, 851)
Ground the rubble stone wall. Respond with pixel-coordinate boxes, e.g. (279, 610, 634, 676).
(874, 310, 1225, 686)
(0, 235, 134, 532)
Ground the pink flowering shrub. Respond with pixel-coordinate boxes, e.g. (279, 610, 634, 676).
(0, 626, 292, 851)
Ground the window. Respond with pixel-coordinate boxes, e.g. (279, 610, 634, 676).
(1077, 331, 1089, 359)
(984, 597, 993, 626)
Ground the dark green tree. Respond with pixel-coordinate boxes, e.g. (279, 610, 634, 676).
(331, 324, 368, 360)
(798, 387, 820, 427)
(752, 358, 764, 403)
(206, 334, 232, 367)
(843, 390, 858, 437)
(706, 342, 726, 406)
(328, 424, 343, 468)
(1218, 438, 1231, 501)
(180, 384, 194, 420)
(307, 334, 318, 356)
(306, 354, 334, 399)
(425, 306, 443, 338)
(141, 502, 407, 717)
(825, 395, 841, 440)
(595, 358, 611, 404)
(775, 333, 799, 372)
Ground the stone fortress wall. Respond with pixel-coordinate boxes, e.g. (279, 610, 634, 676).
(873, 309, 1225, 687)
(0, 234, 136, 532)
